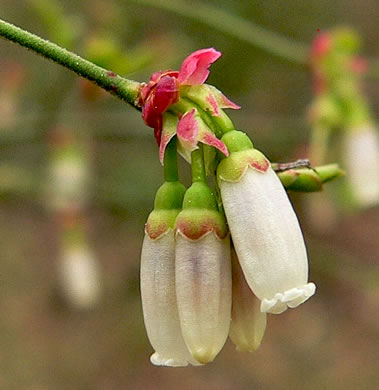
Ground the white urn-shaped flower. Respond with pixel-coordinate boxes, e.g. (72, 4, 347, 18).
(217, 131, 316, 314)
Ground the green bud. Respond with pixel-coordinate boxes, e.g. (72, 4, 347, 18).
(277, 164, 344, 192)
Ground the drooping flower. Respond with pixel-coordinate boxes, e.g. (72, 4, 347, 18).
(59, 243, 101, 309)
(217, 131, 316, 314)
(175, 180, 232, 364)
(58, 216, 101, 309)
(139, 48, 239, 148)
(343, 124, 379, 207)
(141, 180, 201, 366)
(229, 248, 266, 352)
(47, 128, 91, 212)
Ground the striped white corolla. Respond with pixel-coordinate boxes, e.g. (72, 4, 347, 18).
(175, 230, 232, 364)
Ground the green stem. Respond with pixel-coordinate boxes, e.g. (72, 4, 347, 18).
(191, 145, 206, 183)
(163, 137, 179, 182)
(0, 18, 142, 108)
(309, 125, 330, 165)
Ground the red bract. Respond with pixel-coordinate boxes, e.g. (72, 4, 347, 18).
(139, 48, 222, 143)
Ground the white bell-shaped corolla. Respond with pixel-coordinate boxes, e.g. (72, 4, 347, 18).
(59, 244, 101, 309)
(343, 124, 379, 207)
(140, 181, 199, 367)
(229, 248, 266, 352)
(218, 131, 316, 314)
(175, 182, 232, 364)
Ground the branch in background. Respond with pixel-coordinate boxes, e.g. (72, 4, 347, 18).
(131, 0, 379, 79)
(0, 162, 343, 199)
(130, 0, 307, 64)
(0, 19, 142, 108)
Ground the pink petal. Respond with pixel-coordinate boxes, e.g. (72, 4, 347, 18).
(159, 131, 175, 165)
(207, 86, 240, 114)
(154, 75, 179, 113)
(206, 92, 220, 116)
(177, 109, 199, 151)
(150, 70, 179, 83)
(218, 92, 241, 110)
(177, 48, 221, 85)
(142, 96, 159, 128)
(199, 130, 229, 157)
(141, 75, 179, 131)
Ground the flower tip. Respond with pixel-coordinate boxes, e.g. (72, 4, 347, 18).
(190, 348, 217, 365)
(234, 341, 261, 353)
(260, 283, 316, 314)
(150, 353, 190, 367)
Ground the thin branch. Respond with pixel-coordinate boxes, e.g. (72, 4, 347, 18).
(0, 18, 142, 108)
(132, 0, 379, 80)
(130, 0, 308, 64)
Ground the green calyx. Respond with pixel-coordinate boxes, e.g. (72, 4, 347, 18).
(146, 209, 182, 239)
(176, 181, 227, 240)
(175, 208, 228, 240)
(146, 181, 186, 239)
(217, 131, 269, 183)
(217, 148, 270, 183)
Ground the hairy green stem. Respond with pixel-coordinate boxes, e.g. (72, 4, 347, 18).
(0, 18, 142, 108)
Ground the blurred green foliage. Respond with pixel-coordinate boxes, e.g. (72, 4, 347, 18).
(0, 1, 378, 389)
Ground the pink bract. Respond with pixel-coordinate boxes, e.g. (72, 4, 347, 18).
(140, 48, 222, 143)
(177, 48, 221, 85)
(177, 109, 199, 151)
(177, 109, 229, 158)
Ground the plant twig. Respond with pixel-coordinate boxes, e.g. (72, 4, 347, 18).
(132, 0, 379, 79)
(0, 18, 142, 108)
(130, 0, 308, 64)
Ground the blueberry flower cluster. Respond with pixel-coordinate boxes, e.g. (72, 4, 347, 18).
(309, 29, 379, 207)
(140, 49, 316, 366)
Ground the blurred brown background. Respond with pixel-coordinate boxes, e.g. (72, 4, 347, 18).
(0, 1, 378, 389)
